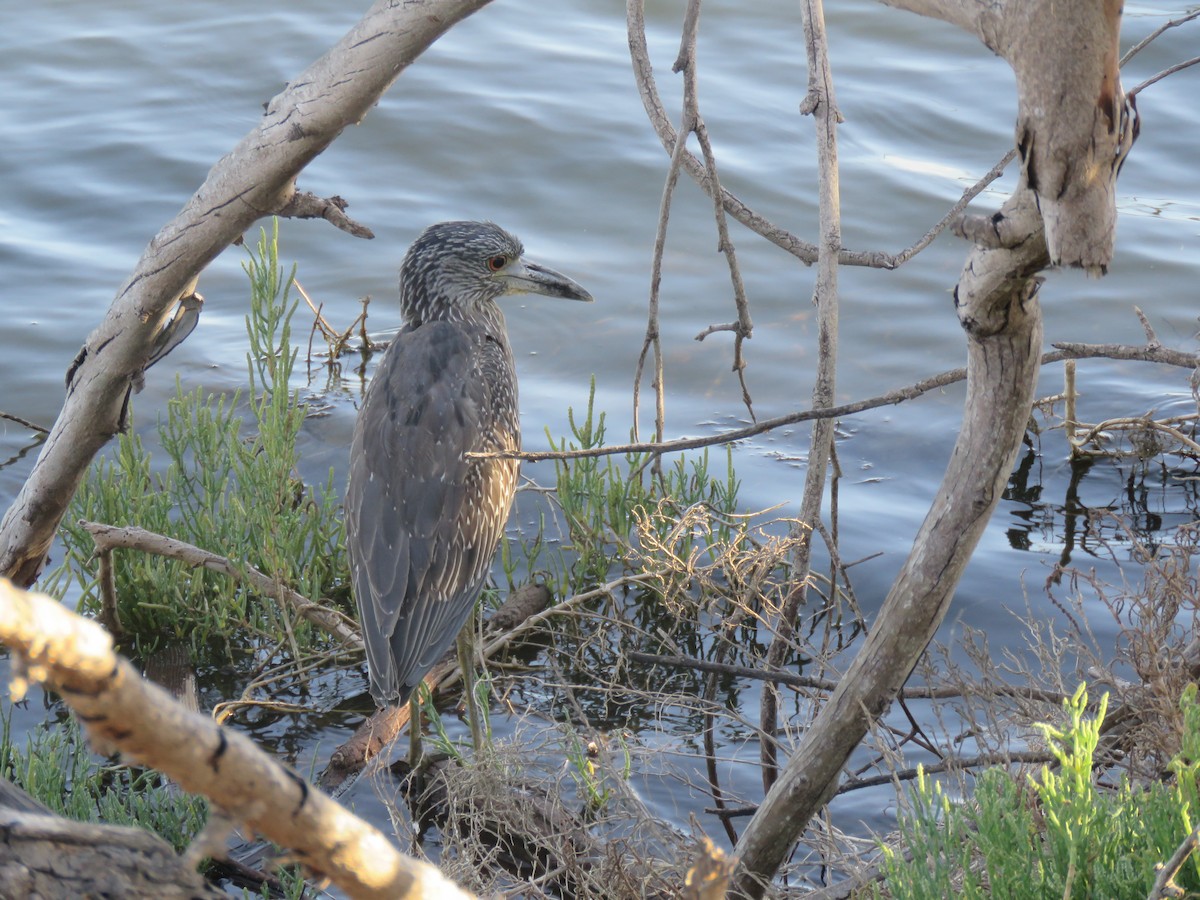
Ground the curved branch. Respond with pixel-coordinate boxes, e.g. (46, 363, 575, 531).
(0, 0, 493, 586)
(79, 521, 362, 646)
(731, 181, 1048, 897)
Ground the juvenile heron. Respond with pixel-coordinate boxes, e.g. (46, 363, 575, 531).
(345, 221, 592, 708)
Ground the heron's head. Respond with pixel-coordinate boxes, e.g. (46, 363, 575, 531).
(399, 221, 592, 326)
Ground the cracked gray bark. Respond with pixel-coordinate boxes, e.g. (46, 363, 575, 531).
(0, 0, 493, 586)
(0, 805, 223, 899)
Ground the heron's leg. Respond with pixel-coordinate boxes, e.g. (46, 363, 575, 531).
(407, 692, 422, 770)
(456, 622, 485, 753)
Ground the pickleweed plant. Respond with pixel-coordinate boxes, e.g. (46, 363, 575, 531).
(877, 684, 1200, 899)
(546, 377, 740, 586)
(47, 220, 349, 654)
(0, 712, 208, 853)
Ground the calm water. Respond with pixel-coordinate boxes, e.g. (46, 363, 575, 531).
(2, 0, 1198, 874)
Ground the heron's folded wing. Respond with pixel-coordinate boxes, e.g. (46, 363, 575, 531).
(345, 321, 515, 705)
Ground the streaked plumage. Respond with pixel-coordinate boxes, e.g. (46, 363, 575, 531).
(345, 221, 591, 707)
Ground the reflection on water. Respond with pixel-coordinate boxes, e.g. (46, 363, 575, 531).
(1007, 442, 1200, 564)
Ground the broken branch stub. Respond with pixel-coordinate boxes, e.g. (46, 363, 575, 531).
(880, 0, 1138, 274)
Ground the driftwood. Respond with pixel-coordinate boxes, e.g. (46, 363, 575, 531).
(0, 0, 494, 587)
(0, 778, 223, 898)
(881, 0, 1138, 274)
(0, 578, 475, 900)
(0, 803, 223, 900)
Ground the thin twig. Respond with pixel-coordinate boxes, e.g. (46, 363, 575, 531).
(627, 651, 1070, 705)
(629, 0, 690, 445)
(0, 411, 50, 435)
(1129, 55, 1200, 98)
(762, 0, 843, 787)
(709, 750, 1055, 819)
(1120, 10, 1200, 66)
(296, 279, 340, 343)
(472, 340, 1200, 464)
(671, 0, 756, 420)
(79, 520, 361, 646)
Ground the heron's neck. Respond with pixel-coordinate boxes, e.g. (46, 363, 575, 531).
(402, 291, 507, 338)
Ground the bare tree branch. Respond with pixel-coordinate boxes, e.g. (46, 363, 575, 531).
(469, 339, 1199, 464)
(79, 521, 362, 646)
(0, 412, 49, 436)
(761, 0, 843, 790)
(878, 0, 1138, 274)
(0, 0, 493, 587)
(731, 178, 1048, 899)
(0, 579, 475, 900)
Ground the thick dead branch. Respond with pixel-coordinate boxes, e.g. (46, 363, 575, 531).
(731, 178, 1047, 896)
(0, 807, 223, 899)
(0, 579, 474, 900)
(0, 776, 222, 898)
(0, 0, 493, 587)
(879, 0, 1138, 273)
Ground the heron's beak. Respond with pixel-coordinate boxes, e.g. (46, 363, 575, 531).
(499, 259, 593, 303)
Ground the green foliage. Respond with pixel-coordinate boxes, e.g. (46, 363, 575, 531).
(563, 724, 631, 815)
(416, 668, 497, 762)
(876, 684, 1200, 899)
(48, 221, 348, 654)
(419, 682, 465, 764)
(546, 378, 740, 584)
(0, 712, 208, 852)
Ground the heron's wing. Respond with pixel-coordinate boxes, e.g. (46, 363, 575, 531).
(345, 321, 518, 706)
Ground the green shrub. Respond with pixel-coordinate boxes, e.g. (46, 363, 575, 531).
(878, 684, 1200, 899)
(47, 221, 349, 655)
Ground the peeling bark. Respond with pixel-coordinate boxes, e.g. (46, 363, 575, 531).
(879, 0, 1138, 274)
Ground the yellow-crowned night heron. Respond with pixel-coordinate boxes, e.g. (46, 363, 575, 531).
(345, 221, 592, 707)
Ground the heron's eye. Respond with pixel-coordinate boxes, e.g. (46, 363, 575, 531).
(487, 255, 507, 272)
